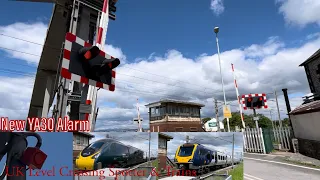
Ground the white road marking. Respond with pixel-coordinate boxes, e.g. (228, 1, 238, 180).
(244, 152, 286, 158)
(244, 173, 265, 180)
(244, 157, 320, 171)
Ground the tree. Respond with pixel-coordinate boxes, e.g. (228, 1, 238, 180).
(202, 117, 211, 124)
(282, 118, 290, 127)
(222, 112, 273, 130)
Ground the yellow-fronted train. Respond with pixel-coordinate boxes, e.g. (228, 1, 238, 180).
(75, 138, 146, 170)
(174, 143, 241, 174)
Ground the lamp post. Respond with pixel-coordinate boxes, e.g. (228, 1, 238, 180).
(214, 27, 230, 132)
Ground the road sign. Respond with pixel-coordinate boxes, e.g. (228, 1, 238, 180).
(223, 105, 232, 118)
(67, 95, 81, 102)
(253, 117, 259, 121)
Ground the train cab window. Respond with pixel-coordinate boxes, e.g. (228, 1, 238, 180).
(81, 141, 105, 157)
(178, 146, 194, 157)
(114, 144, 129, 155)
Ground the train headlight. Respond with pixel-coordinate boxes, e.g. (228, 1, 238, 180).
(92, 152, 100, 159)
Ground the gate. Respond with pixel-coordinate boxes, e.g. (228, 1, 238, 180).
(272, 126, 292, 151)
(243, 128, 266, 154)
(262, 128, 274, 154)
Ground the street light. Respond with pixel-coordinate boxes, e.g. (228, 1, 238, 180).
(214, 26, 230, 132)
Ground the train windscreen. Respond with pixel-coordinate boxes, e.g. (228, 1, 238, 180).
(81, 141, 106, 157)
(178, 145, 194, 157)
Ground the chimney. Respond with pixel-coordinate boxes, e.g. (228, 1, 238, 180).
(282, 88, 291, 114)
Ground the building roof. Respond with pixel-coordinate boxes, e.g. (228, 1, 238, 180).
(289, 100, 320, 115)
(145, 99, 205, 108)
(299, 49, 320, 66)
(159, 133, 173, 140)
(73, 132, 95, 138)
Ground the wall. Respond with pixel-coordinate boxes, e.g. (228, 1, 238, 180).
(290, 112, 320, 141)
(298, 138, 320, 160)
(305, 56, 320, 94)
(290, 111, 320, 160)
(73, 134, 90, 151)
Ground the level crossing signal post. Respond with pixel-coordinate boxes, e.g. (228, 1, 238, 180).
(241, 94, 268, 130)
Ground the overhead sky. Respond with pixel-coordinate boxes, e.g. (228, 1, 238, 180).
(0, 132, 73, 180)
(163, 132, 243, 160)
(89, 132, 158, 158)
(0, 0, 319, 130)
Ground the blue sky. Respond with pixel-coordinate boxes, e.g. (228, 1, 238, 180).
(0, 132, 73, 180)
(0, 0, 320, 130)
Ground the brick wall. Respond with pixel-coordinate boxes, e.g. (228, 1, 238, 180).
(150, 121, 204, 132)
(298, 138, 320, 160)
(158, 154, 167, 171)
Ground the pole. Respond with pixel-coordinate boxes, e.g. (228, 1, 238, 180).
(214, 99, 220, 132)
(274, 91, 283, 128)
(253, 109, 259, 129)
(186, 135, 189, 143)
(86, 0, 110, 131)
(215, 32, 230, 132)
(137, 98, 142, 132)
(148, 131, 151, 161)
(231, 63, 246, 129)
(232, 133, 234, 169)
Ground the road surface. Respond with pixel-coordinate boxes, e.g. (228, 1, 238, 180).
(244, 153, 320, 180)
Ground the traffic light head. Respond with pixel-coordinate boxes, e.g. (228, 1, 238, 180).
(20, 147, 47, 169)
(242, 94, 268, 110)
(61, 33, 120, 91)
(78, 46, 100, 60)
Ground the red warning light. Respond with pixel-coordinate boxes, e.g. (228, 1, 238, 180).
(259, 97, 263, 101)
(20, 147, 47, 169)
(248, 98, 252, 102)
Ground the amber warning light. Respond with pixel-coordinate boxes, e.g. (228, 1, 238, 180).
(20, 147, 47, 169)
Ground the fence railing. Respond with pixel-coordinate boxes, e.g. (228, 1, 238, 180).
(273, 126, 292, 150)
(243, 128, 266, 154)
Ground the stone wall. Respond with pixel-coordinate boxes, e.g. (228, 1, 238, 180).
(298, 138, 320, 160)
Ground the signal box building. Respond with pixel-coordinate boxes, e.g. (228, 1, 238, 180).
(158, 133, 173, 171)
(145, 99, 205, 132)
(73, 132, 94, 160)
(299, 49, 320, 95)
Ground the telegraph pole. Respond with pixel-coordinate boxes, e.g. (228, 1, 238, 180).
(274, 91, 283, 128)
(148, 131, 151, 161)
(232, 133, 234, 169)
(186, 135, 190, 143)
(214, 99, 220, 132)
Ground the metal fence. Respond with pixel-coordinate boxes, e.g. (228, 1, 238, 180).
(272, 126, 292, 151)
(243, 128, 266, 154)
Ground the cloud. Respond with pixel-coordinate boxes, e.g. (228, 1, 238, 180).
(0, 20, 318, 130)
(210, 0, 225, 16)
(276, 0, 320, 27)
(163, 132, 244, 159)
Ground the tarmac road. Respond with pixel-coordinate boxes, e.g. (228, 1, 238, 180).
(244, 153, 320, 180)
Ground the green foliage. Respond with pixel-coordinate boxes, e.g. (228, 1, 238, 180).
(222, 112, 273, 130)
(282, 118, 290, 127)
(202, 117, 212, 124)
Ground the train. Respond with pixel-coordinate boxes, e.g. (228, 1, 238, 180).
(75, 138, 146, 170)
(174, 143, 241, 172)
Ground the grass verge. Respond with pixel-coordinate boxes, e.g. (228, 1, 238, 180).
(228, 163, 244, 180)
